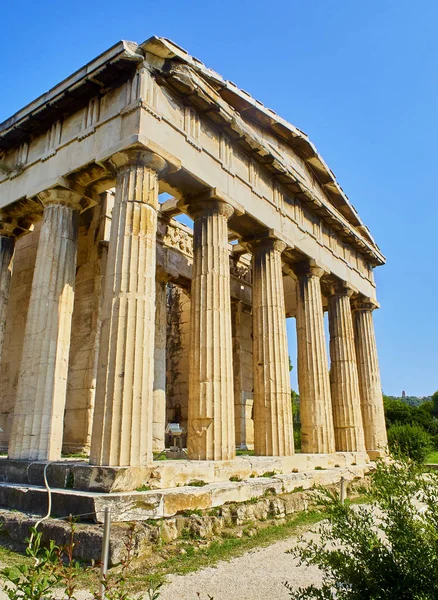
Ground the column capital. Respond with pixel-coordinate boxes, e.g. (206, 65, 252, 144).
(325, 280, 357, 298)
(0, 218, 19, 239)
(351, 295, 380, 312)
(156, 268, 172, 284)
(247, 237, 286, 255)
(186, 197, 234, 221)
(181, 188, 243, 220)
(38, 187, 89, 213)
(109, 147, 167, 175)
(291, 259, 328, 280)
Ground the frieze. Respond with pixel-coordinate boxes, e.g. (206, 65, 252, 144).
(161, 221, 193, 258)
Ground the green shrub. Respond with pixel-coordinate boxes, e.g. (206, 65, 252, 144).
(387, 422, 432, 462)
(286, 459, 438, 598)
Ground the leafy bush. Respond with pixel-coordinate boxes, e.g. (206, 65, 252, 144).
(387, 422, 432, 462)
(1, 523, 162, 600)
(286, 459, 438, 599)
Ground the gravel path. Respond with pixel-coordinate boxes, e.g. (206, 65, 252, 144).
(158, 527, 323, 600)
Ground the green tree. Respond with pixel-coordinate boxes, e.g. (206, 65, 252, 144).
(432, 391, 438, 418)
(387, 422, 432, 462)
(286, 460, 438, 599)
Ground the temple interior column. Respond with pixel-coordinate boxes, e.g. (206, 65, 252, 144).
(187, 197, 235, 460)
(166, 284, 191, 440)
(8, 189, 82, 461)
(152, 274, 168, 453)
(90, 148, 167, 467)
(0, 221, 16, 365)
(251, 238, 293, 456)
(352, 297, 388, 457)
(62, 191, 114, 455)
(231, 299, 254, 450)
(327, 281, 366, 452)
(293, 261, 335, 454)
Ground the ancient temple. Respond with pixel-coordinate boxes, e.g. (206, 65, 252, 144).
(0, 37, 388, 488)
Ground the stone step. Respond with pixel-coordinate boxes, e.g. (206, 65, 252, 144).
(0, 464, 370, 523)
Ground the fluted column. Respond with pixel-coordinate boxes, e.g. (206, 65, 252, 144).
(250, 238, 293, 456)
(8, 189, 82, 460)
(90, 148, 167, 467)
(152, 274, 168, 453)
(352, 297, 388, 457)
(293, 261, 335, 454)
(187, 198, 235, 460)
(328, 282, 366, 452)
(0, 222, 16, 365)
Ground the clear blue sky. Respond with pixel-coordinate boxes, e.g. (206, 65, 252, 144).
(1, 0, 437, 397)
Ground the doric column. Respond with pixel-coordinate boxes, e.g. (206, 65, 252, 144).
(327, 282, 366, 452)
(0, 221, 16, 365)
(293, 261, 335, 454)
(8, 189, 82, 460)
(250, 238, 293, 456)
(90, 148, 167, 467)
(187, 197, 235, 460)
(152, 273, 168, 453)
(352, 297, 388, 457)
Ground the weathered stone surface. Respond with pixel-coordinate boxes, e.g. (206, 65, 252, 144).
(251, 238, 293, 456)
(352, 298, 388, 457)
(0, 229, 15, 365)
(166, 284, 191, 440)
(231, 300, 254, 450)
(328, 282, 366, 452)
(294, 262, 336, 454)
(90, 149, 167, 467)
(9, 190, 82, 461)
(187, 197, 235, 461)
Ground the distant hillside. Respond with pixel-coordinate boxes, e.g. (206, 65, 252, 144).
(384, 395, 432, 407)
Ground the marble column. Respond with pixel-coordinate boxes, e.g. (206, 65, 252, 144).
(250, 238, 293, 456)
(90, 148, 167, 467)
(0, 222, 16, 365)
(352, 297, 388, 457)
(293, 261, 335, 454)
(152, 275, 168, 453)
(8, 189, 82, 460)
(327, 282, 366, 452)
(187, 198, 235, 460)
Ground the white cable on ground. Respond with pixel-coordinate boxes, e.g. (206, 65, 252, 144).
(28, 462, 52, 551)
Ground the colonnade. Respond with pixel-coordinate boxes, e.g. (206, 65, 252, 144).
(0, 148, 388, 466)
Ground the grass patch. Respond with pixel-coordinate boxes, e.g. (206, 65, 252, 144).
(426, 451, 438, 464)
(153, 452, 168, 461)
(261, 471, 277, 478)
(187, 480, 208, 487)
(136, 485, 151, 492)
(236, 449, 255, 456)
(229, 476, 242, 482)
